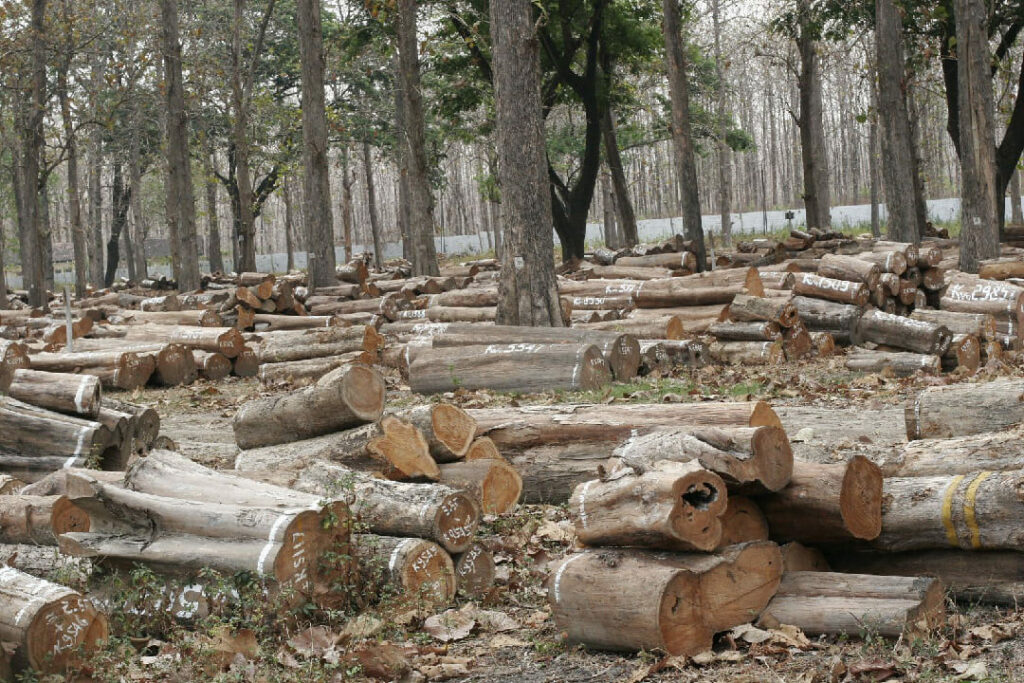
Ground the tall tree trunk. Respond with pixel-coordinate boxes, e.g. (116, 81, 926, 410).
(396, 0, 439, 275)
(296, 0, 337, 289)
(956, 0, 999, 272)
(17, 0, 47, 306)
(712, 0, 732, 245)
(393, 53, 412, 262)
(104, 163, 128, 286)
(663, 0, 707, 271)
(128, 124, 148, 280)
(231, 0, 257, 273)
(486, 148, 501, 259)
(203, 150, 225, 273)
(0, 217, 7, 307)
(340, 145, 353, 263)
(39, 183, 53, 293)
(869, 54, 882, 238)
(601, 168, 619, 248)
(796, 0, 830, 230)
(282, 179, 295, 271)
(56, 28, 88, 299)
(601, 107, 638, 247)
(160, 0, 200, 290)
(875, 0, 922, 244)
(1011, 169, 1023, 224)
(363, 140, 384, 270)
(490, 0, 563, 326)
(87, 56, 104, 289)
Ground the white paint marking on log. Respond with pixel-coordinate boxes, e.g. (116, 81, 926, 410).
(388, 538, 418, 575)
(64, 426, 93, 469)
(570, 345, 586, 388)
(73, 376, 91, 414)
(552, 553, 584, 605)
(577, 480, 594, 529)
(913, 395, 922, 440)
(256, 507, 308, 577)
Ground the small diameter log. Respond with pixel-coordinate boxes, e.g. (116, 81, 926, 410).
(548, 541, 781, 656)
(257, 352, 373, 386)
(844, 348, 941, 377)
(856, 309, 951, 354)
(905, 378, 1024, 440)
(709, 340, 784, 365)
(879, 424, 1024, 477)
(757, 456, 883, 543)
(29, 350, 153, 391)
(437, 459, 523, 515)
(757, 571, 944, 638)
(0, 340, 30, 391)
(818, 254, 881, 290)
(7, 369, 101, 418)
(292, 461, 478, 553)
(790, 296, 863, 345)
(256, 325, 383, 363)
(941, 334, 981, 372)
(810, 332, 836, 356)
(167, 326, 246, 359)
(232, 345, 260, 377)
(465, 436, 504, 461)
(194, 350, 232, 380)
(0, 567, 108, 673)
(0, 495, 90, 545)
(570, 461, 727, 551)
(826, 549, 1024, 606)
(409, 343, 611, 395)
(353, 534, 455, 605)
(453, 542, 495, 596)
(792, 273, 869, 306)
(615, 252, 697, 270)
(391, 404, 476, 462)
(727, 294, 799, 327)
(910, 309, 996, 339)
(707, 321, 781, 342)
(780, 542, 830, 572)
(782, 322, 813, 360)
(873, 470, 1024, 552)
(639, 341, 671, 375)
(233, 363, 385, 449)
(716, 495, 769, 549)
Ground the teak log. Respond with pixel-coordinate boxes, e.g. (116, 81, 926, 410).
(547, 541, 781, 656)
(780, 541, 830, 572)
(255, 325, 383, 363)
(409, 343, 611, 395)
(879, 425, 1024, 477)
(707, 321, 781, 342)
(0, 495, 90, 545)
(0, 339, 30, 391)
(856, 309, 951, 354)
(792, 273, 869, 306)
(727, 294, 799, 327)
(233, 364, 385, 449)
(166, 326, 246, 359)
(7, 369, 101, 418)
(715, 495, 769, 549)
(757, 571, 944, 637)
(388, 404, 477, 462)
(940, 273, 1024, 324)
(257, 352, 375, 386)
(453, 542, 495, 596)
(845, 348, 941, 376)
(941, 333, 981, 372)
(0, 397, 112, 470)
(194, 350, 232, 380)
(905, 378, 1024, 439)
(790, 296, 863, 345)
(910, 309, 996, 339)
(757, 456, 882, 543)
(29, 350, 152, 391)
(709, 340, 784, 365)
(353, 534, 455, 605)
(818, 254, 881, 290)
(0, 567, 108, 673)
(437, 459, 523, 514)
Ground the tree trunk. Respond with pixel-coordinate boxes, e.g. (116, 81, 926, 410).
(87, 57, 105, 288)
(282, 178, 295, 272)
(363, 141, 384, 270)
(339, 145, 353, 263)
(16, 0, 47, 307)
(875, 0, 922, 244)
(56, 26, 88, 299)
(204, 149, 225, 273)
(396, 0, 439, 276)
(1011, 169, 1023, 224)
(663, 0, 707, 270)
(296, 0, 337, 289)
(796, 0, 831, 230)
(956, 0, 1000, 272)
(601, 108, 638, 247)
(489, 0, 563, 325)
(869, 59, 881, 238)
(160, 0, 200, 290)
(128, 120, 148, 280)
(104, 164, 129, 287)
(712, 0, 732, 245)
(231, 0, 257, 273)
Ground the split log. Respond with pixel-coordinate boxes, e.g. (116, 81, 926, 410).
(409, 343, 611, 395)
(547, 541, 781, 656)
(856, 309, 951, 354)
(780, 542, 830, 572)
(194, 350, 233, 380)
(29, 350, 153, 390)
(757, 571, 944, 637)
(7, 369, 101, 418)
(709, 340, 784, 365)
(716, 495, 769, 549)
(905, 379, 1024, 440)
(238, 272, 276, 298)
(707, 321, 781, 341)
(790, 296, 863, 345)
(873, 470, 1024, 551)
(727, 294, 799, 327)
(818, 254, 881, 289)
(437, 459, 523, 515)
(257, 352, 374, 386)
(757, 456, 883, 543)
(0, 567, 108, 673)
(792, 273, 869, 306)
(255, 325, 384, 363)
(353, 534, 455, 604)
(845, 348, 942, 376)
(0, 495, 90, 545)
(233, 364, 385, 449)
(291, 461, 478, 552)
(453, 542, 495, 596)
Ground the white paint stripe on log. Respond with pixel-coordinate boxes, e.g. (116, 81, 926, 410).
(256, 507, 313, 577)
(73, 376, 91, 414)
(577, 480, 594, 529)
(552, 553, 585, 605)
(388, 538, 419, 575)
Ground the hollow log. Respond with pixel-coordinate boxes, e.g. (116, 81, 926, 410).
(757, 571, 944, 638)
(792, 273, 869, 306)
(7, 369, 101, 418)
(727, 294, 799, 327)
(233, 364, 385, 449)
(757, 456, 882, 543)
(845, 348, 941, 376)
(353, 534, 455, 605)
(0, 567, 108, 673)
(905, 379, 1024, 440)
(453, 542, 495, 596)
(437, 459, 523, 515)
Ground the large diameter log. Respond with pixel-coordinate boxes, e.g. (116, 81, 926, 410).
(353, 534, 455, 605)
(910, 309, 996, 339)
(165, 326, 246, 359)
(453, 542, 495, 597)
(292, 461, 478, 552)
(7, 369, 101, 418)
(727, 294, 799, 327)
(941, 273, 1024, 323)
(879, 425, 1024, 477)
(437, 459, 523, 515)
(715, 495, 769, 549)
(845, 348, 942, 376)
(790, 296, 863, 344)
(29, 350, 153, 390)
(818, 254, 881, 289)
(905, 379, 1024, 440)
(0, 495, 90, 545)
(391, 404, 477, 461)
(194, 350, 232, 380)
(257, 351, 375, 386)
(0, 397, 110, 467)
(0, 567, 108, 673)
(255, 325, 383, 363)
(148, 343, 198, 386)
(856, 309, 951, 354)
(104, 399, 159, 450)
(757, 571, 944, 638)
(708, 340, 784, 365)
(547, 541, 781, 656)
(569, 461, 727, 551)
(233, 364, 385, 449)
(757, 456, 882, 543)
(409, 344, 611, 395)
(792, 273, 869, 306)
(873, 470, 1024, 552)
(826, 549, 1024, 606)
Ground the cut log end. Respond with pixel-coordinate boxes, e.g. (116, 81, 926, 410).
(669, 470, 727, 551)
(272, 508, 351, 599)
(841, 455, 884, 540)
(27, 593, 108, 671)
(454, 542, 496, 596)
(340, 364, 387, 421)
(52, 496, 91, 536)
(577, 345, 613, 390)
(750, 425, 794, 492)
(372, 416, 441, 480)
(431, 404, 476, 458)
(434, 492, 480, 553)
(464, 436, 503, 462)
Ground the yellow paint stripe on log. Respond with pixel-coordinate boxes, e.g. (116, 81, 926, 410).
(942, 474, 967, 547)
(964, 471, 993, 550)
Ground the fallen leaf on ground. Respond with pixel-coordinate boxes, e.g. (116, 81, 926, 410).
(949, 660, 988, 681)
(341, 614, 384, 641)
(423, 610, 475, 642)
(489, 634, 529, 649)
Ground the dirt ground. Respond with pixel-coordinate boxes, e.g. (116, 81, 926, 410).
(61, 354, 1024, 682)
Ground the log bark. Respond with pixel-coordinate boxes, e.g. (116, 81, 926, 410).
(0, 567, 108, 673)
(905, 379, 1024, 440)
(353, 534, 455, 605)
(0, 397, 112, 470)
(845, 348, 942, 376)
(707, 321, 781, 341)
(940, 274, 1024, 327)
(255, 325, 384, 363)
(233, 364, 385, 449)
(727, 294, 799, 327)
(7, 369, 101, 418)
(257, 352, 374, 386)
(790, 296, 863, 344)
(437, 459, 523, 515)
(165, 326, 246, 359)
(757, 571, 944, 637)
(757, 456, 882, 543)
(818, 254, 881, 289)
(909, 309, 996, 339)
(856, 309, 951, 354)
(709, 340, 784, 365)
(792, 273, 869, 306)
(29, 350, 153, 390)
(878, 425, 1024, 477)
(409, 343, 611, 395)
